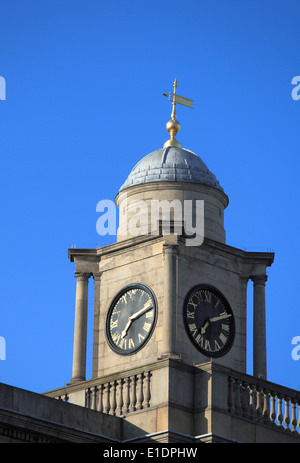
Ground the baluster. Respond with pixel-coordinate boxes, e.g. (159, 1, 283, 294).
(291, 399, 297, 433)
(130, 375, 137, 412)
(262, 389, 270, 424)
(256, 387, 263, 421)
(297, 401, 300, 434)
(233, 378, 241, 415)
(276, 394, 283, 427)
(248, 384, 255, 420)
(269, 392, 276, 425)
(90, 386, 97, 410)
(252, 384, 259, 420)
(143, 371, 151, 408)
(85, 388, 91, 408)
(136, 373, 144, 410)
(122, 377, 130, 414)
(97, 384, 104, 412)
(110, 381, 117, 415)
(240, 382, 249, 417)
(228, 377, 234, 413)
(116, 379, 124, 416)
(284, 396, 291, 431)
(103, 382, 111, 414)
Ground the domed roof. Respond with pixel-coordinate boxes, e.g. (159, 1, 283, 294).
(119, 146, 224, 193)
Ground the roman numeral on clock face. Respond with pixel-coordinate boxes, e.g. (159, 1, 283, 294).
(110, 319, 118, 329)
(138, 333, 145, 343)
(219, 332, 227, 345)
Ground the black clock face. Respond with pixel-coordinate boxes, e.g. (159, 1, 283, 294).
(183, 285, 235, 358)
(105, 283, 157, 356)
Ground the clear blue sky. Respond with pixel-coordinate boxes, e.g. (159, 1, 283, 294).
(1, 0, 300, 393)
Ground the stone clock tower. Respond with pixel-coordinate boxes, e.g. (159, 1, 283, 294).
(44, 82, 300, 444)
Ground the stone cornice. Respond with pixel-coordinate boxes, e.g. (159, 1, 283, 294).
(201, 237, 275, 267)
(115, 180, 229, 209)
(68, 235, 274, 267)
(68, 234, 166, 263)
(44, 357, 194, 397)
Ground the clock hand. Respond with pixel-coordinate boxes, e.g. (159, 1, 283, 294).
(200, 313, 232, 334)
(130, 301, 153, 321)
(121, 301, 153, 338)
(209, 313, 232, 323)
(201, 321, 210, 334)
(121, 318, 132, 339)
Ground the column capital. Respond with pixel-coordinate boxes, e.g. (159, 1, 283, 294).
(75, 272, 91, 281)
(92, 272, 102, 282)
(163, 243, 179, 256)
(251, 274, 268, 286)
(239, 275, 249, 285)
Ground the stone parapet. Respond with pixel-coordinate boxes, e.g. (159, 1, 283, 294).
(45, 360, 300, 443)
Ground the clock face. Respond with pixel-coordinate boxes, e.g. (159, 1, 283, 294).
(105, 283, 157, 356)
(183, 285, 235, 358)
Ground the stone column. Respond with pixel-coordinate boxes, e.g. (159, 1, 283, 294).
(252, 274, 268, 379)
(71, 272, 91, 382)
(239, 276, 249, 373)
(162, 244, 178, 356)
(92, 272, 101, 378)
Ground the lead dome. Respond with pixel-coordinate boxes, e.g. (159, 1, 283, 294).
(119, 146, 224, 193)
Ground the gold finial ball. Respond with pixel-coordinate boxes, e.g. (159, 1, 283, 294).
(166, 119, 181, 137)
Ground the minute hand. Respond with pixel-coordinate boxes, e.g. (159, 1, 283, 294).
(130, 303, 153, 321)
(209, 313, 232, 323)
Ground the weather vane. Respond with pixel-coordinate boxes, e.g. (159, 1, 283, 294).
(163, 78, 193, 148)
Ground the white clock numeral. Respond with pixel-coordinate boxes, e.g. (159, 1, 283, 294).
(204, 339, 211, 352)
(187, 309, 195, 319)
(214, 340, 221, 351)
(214, 298, 220, 308)
(195, 291, 203, 302)
(110, 319, 118, 329)
(119, 338, 127, 350)
(189, 323, 198, 337)
(143, 322, 151, 332)
(219, 332, 227, 345)
(188, 300, 198, 309)
(112, 332, 121, 345)
(204, 291, 212, 303)
(138, 333, 145, 343)
(195, 333, 204, 346)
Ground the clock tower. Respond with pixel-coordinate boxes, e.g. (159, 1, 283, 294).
(44, 82, 300, 443)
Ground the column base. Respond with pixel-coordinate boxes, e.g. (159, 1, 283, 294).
(68, 376, 86, 385)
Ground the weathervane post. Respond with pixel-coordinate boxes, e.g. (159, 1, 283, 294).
(171, 77, 178, 121)
(163, 78, 193, 148)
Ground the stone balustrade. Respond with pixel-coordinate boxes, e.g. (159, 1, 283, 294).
(48, 360, 300, 441)
(53, 369, 152, 417)
(84, 371, 152, 415)
(227, 374, 300, 435)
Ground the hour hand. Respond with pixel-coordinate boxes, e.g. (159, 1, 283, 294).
(201, 321, 210, 334)
(121, 318, 132, 338)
